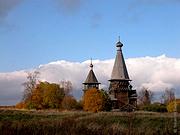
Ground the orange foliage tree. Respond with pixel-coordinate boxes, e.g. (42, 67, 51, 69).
(83, 88, 111, 112)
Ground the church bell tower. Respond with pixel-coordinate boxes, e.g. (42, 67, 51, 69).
(83, 59, 100, 92)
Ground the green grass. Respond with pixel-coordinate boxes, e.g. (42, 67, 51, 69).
(0, 109, 179, 135)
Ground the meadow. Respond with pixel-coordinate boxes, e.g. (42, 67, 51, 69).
(0, 109, 179, 135)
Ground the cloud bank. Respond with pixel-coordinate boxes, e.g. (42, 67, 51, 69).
(0, 54, 180, 105)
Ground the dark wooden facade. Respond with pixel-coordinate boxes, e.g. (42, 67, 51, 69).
(109, 40, 137, 111)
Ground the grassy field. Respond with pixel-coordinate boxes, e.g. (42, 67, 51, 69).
(0, 109, 179, 135)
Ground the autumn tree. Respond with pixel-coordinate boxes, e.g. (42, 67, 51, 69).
(22, 72, 74, 110)
(167, 99, 180, 113)
(41, 82, 65, 109)
(22, 71, 40, 103)
(138, 87, 153, 105)
(161, 88, 175, 104)
(23, 81, 65, 109)
(29, 83, 44, 109)
(83, 88, 111, 112)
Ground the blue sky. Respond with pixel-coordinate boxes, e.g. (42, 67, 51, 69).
(0, 0, 180, 72)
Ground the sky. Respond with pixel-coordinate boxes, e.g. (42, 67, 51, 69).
(0, 0, 180, 105)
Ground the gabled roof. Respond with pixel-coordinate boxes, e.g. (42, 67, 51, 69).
(110, 40, 130, 81)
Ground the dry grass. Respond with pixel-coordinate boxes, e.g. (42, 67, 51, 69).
(0, 109, 179, 135)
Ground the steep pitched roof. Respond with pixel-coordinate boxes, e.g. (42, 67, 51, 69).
(83, 69, 100, 84)
(110, 41, 130, 81)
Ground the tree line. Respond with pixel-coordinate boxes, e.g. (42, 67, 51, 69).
(137, 87, 179, 112)
(16, 71, 180, 113)
(16, 71, 111, 112)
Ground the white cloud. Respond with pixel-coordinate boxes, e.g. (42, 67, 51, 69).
(0, 71, 26, 105)
(127, 55, 180, 91)
(0, 54, 180, 105)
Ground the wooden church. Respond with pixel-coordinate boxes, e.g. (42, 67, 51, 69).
(109, 39, 137, 111)
(83, 39, 137, 111)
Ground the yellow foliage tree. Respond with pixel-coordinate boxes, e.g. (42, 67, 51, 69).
(167, 99, 180, 113)
(23, 81, 65, 109)
(83, 88, 111, 112)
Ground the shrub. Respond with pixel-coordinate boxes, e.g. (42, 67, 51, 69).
(61, 96, 77, 110)
(100, 89, 112, 111)
(143, 104, 167, 112)
(15, 102, 25, 109)
(167, 99, 180, 113)
(75, 100, 83, 110)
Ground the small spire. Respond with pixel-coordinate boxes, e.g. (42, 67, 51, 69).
(90, 58, 93, 69)
(116, 36, 123, 49)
